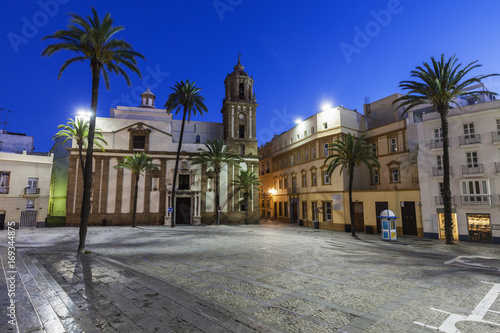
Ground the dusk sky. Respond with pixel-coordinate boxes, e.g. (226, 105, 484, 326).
(2, 0, 500, 152)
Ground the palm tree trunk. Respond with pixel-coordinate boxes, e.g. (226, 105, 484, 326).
(78, 64, 99, 254)
(349, 165, 355, 236)
(244, 193, 249, 224)
(78, 144, 85, 175)
(132, 174, 139, 227)
(215, 171, 220, 225)
(440, 110, 454, 244)
(171, 105, 188, 227)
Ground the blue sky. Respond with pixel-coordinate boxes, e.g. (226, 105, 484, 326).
(2, 0, 500, 152)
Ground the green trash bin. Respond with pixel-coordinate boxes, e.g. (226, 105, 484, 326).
(313, 220, 319, 229)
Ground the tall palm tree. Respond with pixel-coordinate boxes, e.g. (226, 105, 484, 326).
(192, 138, 242, 224)
(165, 80, 207, 227)
(325, 133, 379, 236)
(114, 153, 160, 227)
(393, 54, 498, 244)
(53, 117, 107, 175)
(42, 7, 144, 253)
(232, 169, 262, 225)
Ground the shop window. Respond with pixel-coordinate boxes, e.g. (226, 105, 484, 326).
(467, 214, 492, 242)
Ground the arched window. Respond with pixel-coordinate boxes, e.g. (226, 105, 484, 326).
(195, 135, 201, 143)
(239, 83, 244, 100)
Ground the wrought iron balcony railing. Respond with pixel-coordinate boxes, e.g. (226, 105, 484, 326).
(432, 166, 453, 177)
(492, 131, 500, 143)
(459, 134, 481, 146)
(24, 187, 40, 195)
(460, 195, 492, 205)
(434, 196, 455, 205)
(462, 164, 484, 175)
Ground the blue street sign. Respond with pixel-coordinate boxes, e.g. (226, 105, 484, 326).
(168, 207, 173, 212)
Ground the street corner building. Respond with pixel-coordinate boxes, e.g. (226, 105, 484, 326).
(64, 60, 260, 226)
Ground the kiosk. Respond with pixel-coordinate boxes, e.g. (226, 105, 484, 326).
(378, 209, 398, 241)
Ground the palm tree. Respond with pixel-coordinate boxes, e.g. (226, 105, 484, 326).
(325, 133, 379, 236)
(165, 80, 207, 227)
(393, 54, 498, 244)
(192, 138, 242, 224)
(42, 7, 144, 253)
(114, 153, 160, 227)
(53, 117, 107, 175)
(233, 169, 262, 225)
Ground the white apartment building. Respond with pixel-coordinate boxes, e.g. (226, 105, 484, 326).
(416, 91, 500, 244)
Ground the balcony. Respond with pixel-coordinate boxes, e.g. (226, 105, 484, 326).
(459, 134, 481, 147)
(460, 195, 492, 206)
(429, 139, 444, 150)
(496, 162, 500, 174)
(492, 131, 500, 144)
(24, 187, 40, 195)
(462, 164, 484, 176)
(434, 196, 455, 205)
(0, 186, 8, 194)
(432, 166, 453, 177)
(287, 187, 300, 195)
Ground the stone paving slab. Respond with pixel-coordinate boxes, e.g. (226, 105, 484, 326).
(1, 221, 500, 332)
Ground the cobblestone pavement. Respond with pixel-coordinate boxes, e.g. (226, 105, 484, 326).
(1, 220, 500, 332)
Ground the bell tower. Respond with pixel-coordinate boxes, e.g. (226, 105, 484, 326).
(221, 55, 258, 156)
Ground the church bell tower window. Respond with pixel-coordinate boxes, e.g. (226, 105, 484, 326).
(239, 83, 244, 100)
(239, 125, 245, 139)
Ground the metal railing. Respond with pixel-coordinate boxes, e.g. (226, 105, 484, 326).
(432, 166, 453, 177)
(24, 187, 40, 195)
(460, 195, 492, 205)
(459, 134, 481, 146)
(287, 187, 300, 194)
(430, 140, 444, 149)
(434, 196, 455, 205)
(462, 164, 484, 175)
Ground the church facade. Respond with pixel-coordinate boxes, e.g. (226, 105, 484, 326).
(65, 59, 260, 226)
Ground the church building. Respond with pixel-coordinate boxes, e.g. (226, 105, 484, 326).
(64, 59, 260, 226)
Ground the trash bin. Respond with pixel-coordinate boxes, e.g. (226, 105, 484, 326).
(378, 209, 398, 241)
(313, 220, 319, 229)
(365, 226, 373, 234)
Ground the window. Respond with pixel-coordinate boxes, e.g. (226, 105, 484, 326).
(304, 130, 307, 138)
(292, 177, 297, 190)
(463, 123, 475, 139)
(266, 162, 270, 174)
(302, 174, 307, 187)
(434, 128, 443, 142)
(312, 172, 317, 186)
(239, 83, 244, 100)
(323, 122, 328, 130)
(284, 157, 288, 167)
(279, 178, 282, 189)
(284, 177, 288, 189)
(323, 202, 332, 221)
(437, 155, 443, 169)
(390, 137, 397, 153)
(195, 135, 201, 143)
(462, 180, 490, 204)
(178, 174, 190, 190)
(279, 160, 282, 169)
(240, 204, 246, 211)
(291, 155, 294, 166)
(466, 152, 478, 168)
(297, 134, 300, 140)
(497, 119, 500, 132)
(372, 169, 380, 184)
(391, 168, 400, 183)
(297, 153, 301, 164)
(133, 135, 146, 149)
(26, 199, 35, 210)
(26, 177, 38, 194)
(151, 177, 159, 191)
(302, 202, 308, 219)
(312, 147, 316, 159)
(290, 138, 293, 145)
(305, 149, 309, 161)
(274, 178, 277, 190)
(279, 202, 283, 216)
(323, 171, 330, 184)
(284, 202, 288, 217)
(371, 142, 377, 155)
(312, 202, 318, 220)
(239, 125, 245, 138)
(240, 144, 245, 155)
(311, 127, 315, 134)
(0, 171, 10, 194)
(324, 143, 329, 157)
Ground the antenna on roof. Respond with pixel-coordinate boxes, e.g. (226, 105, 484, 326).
(0, 109, 13, 132)
(364, 96, 371, 116)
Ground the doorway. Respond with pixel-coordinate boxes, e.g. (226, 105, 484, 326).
(375, 202, 388, 234)
(291, 202, 298, 224)
(401, 201, 417, 236)
(176, 198, 191, 225)
(274, 202, 277, 220)
(353, 202, 364, 232)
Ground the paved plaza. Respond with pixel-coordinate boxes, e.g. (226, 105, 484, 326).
(1, 220, 500, 332)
